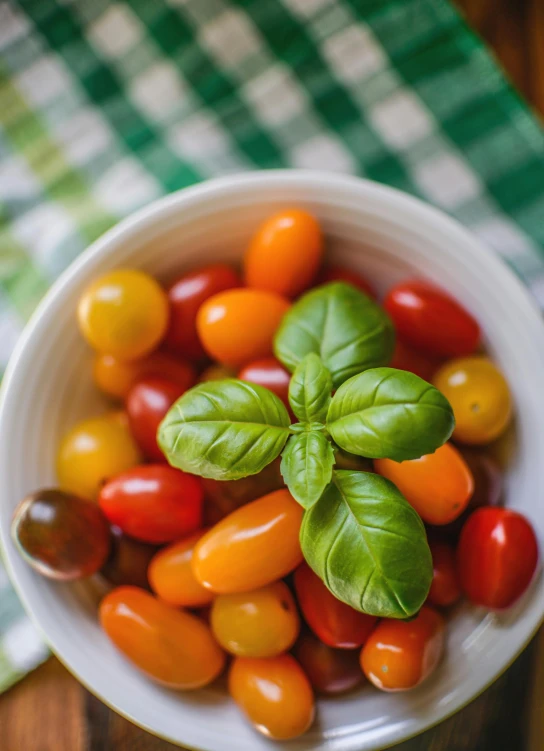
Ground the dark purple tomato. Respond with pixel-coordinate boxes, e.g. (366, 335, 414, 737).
(293, 631, 364, 695)
(101, 526, 158, 589)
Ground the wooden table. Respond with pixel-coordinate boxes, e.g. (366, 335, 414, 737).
(2, 1, 543, 749)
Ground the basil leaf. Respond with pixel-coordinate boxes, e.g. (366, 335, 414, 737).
(158, 379, 290, 480)
(300, 470, 432, 618)
(288, 353, 332, 423)
(327, 367, 454, 461)
(274, 282, 394, 388)
(280, 432, 335, 509)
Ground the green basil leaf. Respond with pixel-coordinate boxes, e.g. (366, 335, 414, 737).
(300, 470, 432, 618)
(280, 432, 335, 509)
(327, 367, 454, 461)
(158, 379, 290, 480)
(289, 422, 326, 433)
(288, 353, 332, 423)
(274, 282, 394, 389)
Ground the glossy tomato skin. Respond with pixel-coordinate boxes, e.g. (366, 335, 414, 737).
(99, 465, 203, 544)
(101, 526, 157, 589)
(165, 264, 240, 360)
(78, 270, 169, 361)
(294, 563, 376, 649)
(192, 489, 303, 593)
(57, 412, 141, 500)
(375, 443, 474, 525)
(211, 582, 299, 657)
(238, 358, 291, 406)
(228, 654, 314, 740)
(244, 209, 322, 298)
(427, 542, 462, 607)
(148, 529, 214, 608)
(433, 356, 512, 445)
(197, 289, 290, 368)
(384, 280, 480, 358)
(126, 378, 186, 460)
(457, 507, 538, 610)
(100, 586, 225, 689)
(293, 631, 364, 695)
(316, 265, 375, 298)
(93, 351, 195, 401)
(11, 489, 110, 580)
(390, 340, 440, 382)
(360, 606, 445, 691)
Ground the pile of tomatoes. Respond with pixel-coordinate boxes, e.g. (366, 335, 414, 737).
(11, 208, 539, 742)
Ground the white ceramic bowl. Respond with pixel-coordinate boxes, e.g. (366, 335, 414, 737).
(1, 171, 544, 751)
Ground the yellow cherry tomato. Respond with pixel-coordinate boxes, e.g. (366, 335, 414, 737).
(433, 356, 512, 444)
(78, 270, 169, 360)
(229, 655, 315, 740)
(57, 412, 141, 499)
(211, 582, 300, 657)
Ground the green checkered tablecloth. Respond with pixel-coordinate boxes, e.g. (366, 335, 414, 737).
(1, 0, 544, 692)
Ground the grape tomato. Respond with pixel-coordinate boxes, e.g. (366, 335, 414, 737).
(101, 526, 157, 589)
(238, 358, 291, 406)
(126, 377, 186, 460)
(93, 351, 195, 400)
(293, 631, 364, 695)
(316, 264, 376, 298)
(390, 339, 439, 382)
(427, 542, 461, 607)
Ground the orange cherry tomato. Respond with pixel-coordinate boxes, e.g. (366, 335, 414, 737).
(211, 582, 299, 657)
(165, 263, 241, 360)
(293, 631, 364, 695)
(238, 357, 291, 406)
(192, 489, 303, 593)
(78, 270, 169, 360)
(100, 586, 225, 689)
(229, 655, 314, 740)
(374, 443, 474, 525)
(360, 606, 445, 691)
(244, 209, 323, 298)
(197, 289, 290, 368)
(148, 529, 214, 608)
(294, 563, 376, 649)
(316, 264, 376, 298)
(433, 356, 512, 445)
(126, 377, 186, 460)
(390, 340, 440, 382)
(93, 351, 195, 400)
(57, 412, 141, 500)
(427, 541, 462, 607)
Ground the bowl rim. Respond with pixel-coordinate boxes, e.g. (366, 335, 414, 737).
(1, 169, 543, 750)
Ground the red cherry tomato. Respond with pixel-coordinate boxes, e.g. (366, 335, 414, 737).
(99, 465, 203, 544)
(165, 263, 240, 360)
(457, 507, 539, 610)
(294, 563, 376, 649)
(390, 340, 440, 382)
(316, 265, 375, 299)
(293, 631, 364, 695)
(126, 378, 186, 460)
(427, 541, 461, 607)
(384, 280, 480, 358)
(238, 358, 291, 406)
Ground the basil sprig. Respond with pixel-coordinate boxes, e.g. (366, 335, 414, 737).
(158, 282, 455, 618)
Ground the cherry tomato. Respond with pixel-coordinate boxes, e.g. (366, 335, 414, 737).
(126, 377, 186, 460)
(390, 340, 440, 382)
(197, 289, 290, 368)
(244, 209, 322, 298)
(316, 264, 375, 298)
(93, 351, 195, 400)
(192, 489, 303, 593)
(101, 526, 157, 589)
(375, 443, 474, 525)
(11, 489, 110, 580)
(78, 270, 169, 360)
(211, 582, 299, 657)
(148, 530, 214, 608)
(229, 654, 314, 740)
(202, 458, 284, 525)
(360, 606, 445, 691)
(294, 563, 376, 649)
(238, 358, 291, 406)
(427, 542, 461, 607)
(99, 464, 203, 544)
(433, 356, 512, 445)
(165, 264, 240, 360)
(293, 631, 364, 695)
(57, 412, 141, 499)
(457, 507, 539, 610)
(198, 364, 236, 383)
(100, 586, 225, 689)
(384, 280, 480, 358)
